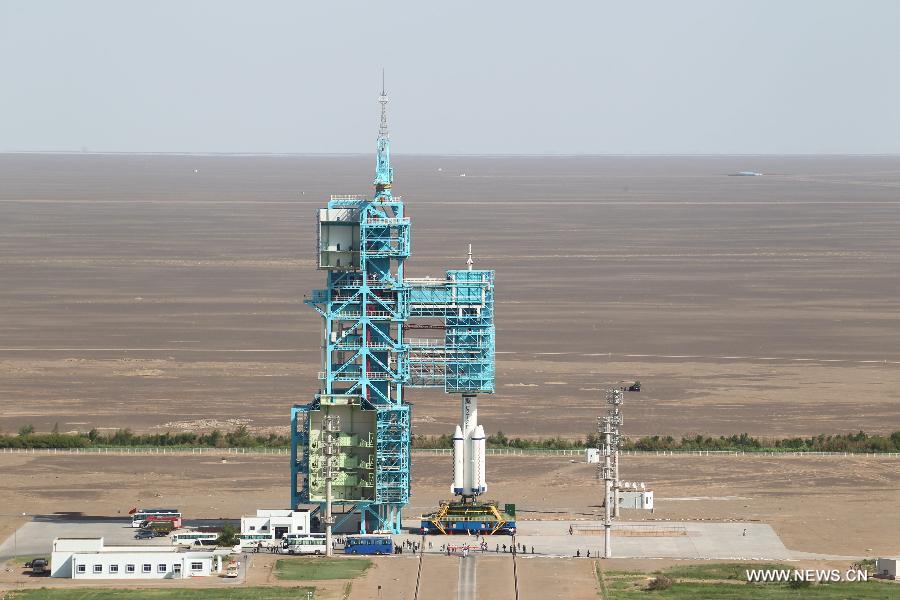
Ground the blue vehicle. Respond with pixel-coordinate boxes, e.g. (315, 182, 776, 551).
(344, 535, 393, 555)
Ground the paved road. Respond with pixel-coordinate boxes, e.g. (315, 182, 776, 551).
(458, 555, 476, 600)
(0, 518, 168, 562)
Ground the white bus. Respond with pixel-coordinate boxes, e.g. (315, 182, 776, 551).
(130, 508, 182, 528)
(239, 533, 280, 551)
(282, 533, 327, 555)
(171, 529, 219, 547)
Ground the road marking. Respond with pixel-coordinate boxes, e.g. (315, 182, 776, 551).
(458, 555, 476, 600)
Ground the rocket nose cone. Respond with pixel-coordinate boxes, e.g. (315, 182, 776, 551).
(474, 425, 485, 436)
(454, 425, 463, 438)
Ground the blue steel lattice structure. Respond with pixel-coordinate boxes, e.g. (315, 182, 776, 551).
(291, 88, 495, 534)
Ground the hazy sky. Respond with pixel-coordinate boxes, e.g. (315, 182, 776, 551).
(1, 1, 899, 154)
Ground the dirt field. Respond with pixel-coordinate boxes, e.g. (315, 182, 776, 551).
(1, 154, 899, 439)
(0, 453, 896, 560)
(518, 558, 598, 600)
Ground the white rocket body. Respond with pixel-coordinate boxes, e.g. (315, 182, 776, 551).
(450, 394, 487, 496)
(452, 425, 464, 495)
(473, 425, 486, 494)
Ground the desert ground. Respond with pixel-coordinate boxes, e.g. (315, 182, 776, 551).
(1, 452, 897, 597)
(0, 453, 897, 559)
(1, 155, 899, 596)
(1, 154, 899, 440)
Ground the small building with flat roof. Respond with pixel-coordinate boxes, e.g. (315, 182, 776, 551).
(241, 509, 311, 538)
(51, 537, 224, 579)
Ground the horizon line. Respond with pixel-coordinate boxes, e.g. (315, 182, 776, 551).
(2, 150, 900, 159)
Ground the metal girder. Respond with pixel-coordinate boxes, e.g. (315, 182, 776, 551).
(291, 90, 495, 534)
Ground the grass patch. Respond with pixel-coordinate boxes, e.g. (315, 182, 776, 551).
(274, 558, 371, 581)
(603, 580, 893, 599)
(596, 563, 895, 599)
(6, 588, 315, 600)
(662, 563, 792, 581)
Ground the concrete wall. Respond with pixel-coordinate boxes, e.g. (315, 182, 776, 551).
(68, 552, 212, 579)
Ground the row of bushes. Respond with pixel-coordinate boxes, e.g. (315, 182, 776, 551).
(0, 425, 290, 449)
(625, 431, 900, 453)
(3, 425, 899, 453)
(412, 430, 900, 453)
(411, 431, 589, 450)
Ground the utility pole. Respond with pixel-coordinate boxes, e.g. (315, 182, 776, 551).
(607, 390, 623, 518)
(322, 414, 341, 557)
(598, 389, 623, 558)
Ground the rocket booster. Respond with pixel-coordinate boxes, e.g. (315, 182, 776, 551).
(450, 394, 487, 496)
(452, 425, 464, 495)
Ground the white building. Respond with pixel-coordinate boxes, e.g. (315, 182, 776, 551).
(51, 538, 222, 579)
(585, 448, 600, 463)
(239, 509, 312, 548)
(617, 483, 654, 510)
(875, 558, 898, 580)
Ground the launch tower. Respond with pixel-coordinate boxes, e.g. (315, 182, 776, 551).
(291, 84, 495, 534)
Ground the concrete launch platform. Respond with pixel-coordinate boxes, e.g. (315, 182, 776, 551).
(399, 519, 858, 561)
(2, 517, 858, 564)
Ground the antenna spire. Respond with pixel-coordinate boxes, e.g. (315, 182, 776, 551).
(467, 244, 474, 270)
(374, 71, 393, 197)
(378, 70, 389, 138)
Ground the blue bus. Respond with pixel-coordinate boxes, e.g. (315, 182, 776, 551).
(344, 535, 393, 555)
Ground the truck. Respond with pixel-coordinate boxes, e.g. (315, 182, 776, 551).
(25, 558, 50, 576)
(142, 519, 175, 536)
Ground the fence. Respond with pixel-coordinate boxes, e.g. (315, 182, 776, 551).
(572, 523, 687, 537)
(413, 448, 900, 457)
(0, 447, 290, 456)
(0, 447, 898, 458)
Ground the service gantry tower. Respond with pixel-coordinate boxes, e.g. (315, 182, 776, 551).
(291, 85, 495, 534)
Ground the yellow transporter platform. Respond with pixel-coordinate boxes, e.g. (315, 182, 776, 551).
(420, 500, 516, 535)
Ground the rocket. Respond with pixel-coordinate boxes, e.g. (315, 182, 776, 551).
(452, 394, 487, 496)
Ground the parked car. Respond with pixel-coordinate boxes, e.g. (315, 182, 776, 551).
(135, 530, 155, 540)
(225, 563, 239, 578)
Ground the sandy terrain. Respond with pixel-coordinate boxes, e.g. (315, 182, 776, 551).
(1, 451, 896, 597)
(518, 557, 598, 600)
(1, 154, 899, 440)
(0, 453, 896, 560)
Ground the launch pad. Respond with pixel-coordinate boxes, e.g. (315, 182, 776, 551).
(420, 499, 516, 536)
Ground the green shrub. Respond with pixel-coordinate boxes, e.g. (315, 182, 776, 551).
(646, 574, 674, 591)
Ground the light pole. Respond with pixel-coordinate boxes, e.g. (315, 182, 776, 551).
(8, 512, 27, 559)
